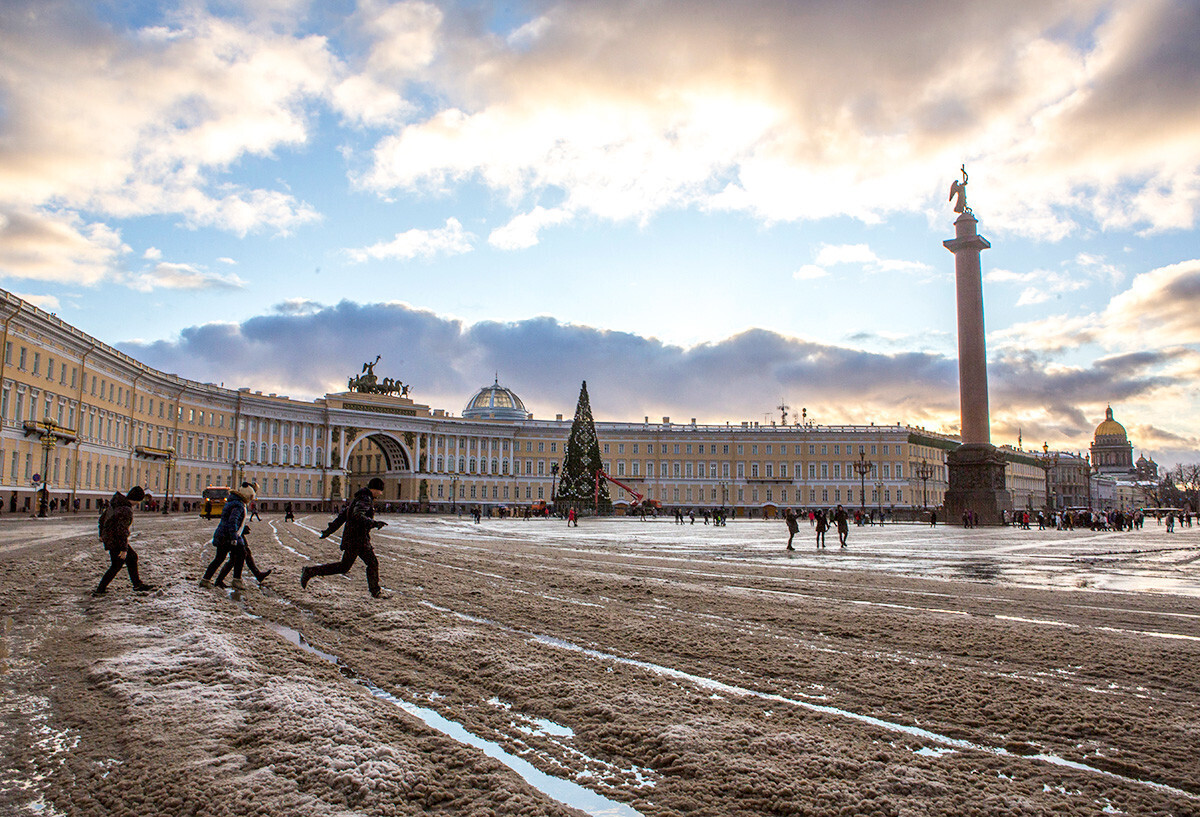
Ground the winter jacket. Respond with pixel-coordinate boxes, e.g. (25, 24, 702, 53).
(341, 487, 382, 551)
(213, 493, 248, 547)
(99, 491, 134, 551)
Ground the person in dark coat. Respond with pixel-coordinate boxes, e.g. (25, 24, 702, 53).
(784, 508, 799, 550)
(200, 483, 253, 589)
(301, 477, 388, 598)
(93, 486, 154, 595)
(834, 504, 849, 548)
(814, 509, 828, 549)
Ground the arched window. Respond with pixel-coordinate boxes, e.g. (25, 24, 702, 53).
(238, 441, 246, 460)
(293, 445, 300, 464)
(436, 456, 443, 471)
(281, 445, 289, 464)
(491, 459, 498, 474)
(260, 442, 267, 462)
(270, 444, 278, 464)
(458, 457, 465, 472)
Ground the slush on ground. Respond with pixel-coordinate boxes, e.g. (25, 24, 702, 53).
(1, 514, 1198, 816)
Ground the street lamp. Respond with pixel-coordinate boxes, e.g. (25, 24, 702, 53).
(235, 460, 246, 487)
(914, 458, 935, 510)
(1034, 442, 1059, 516)
(161, 447, 176, 515)
(853, 449, 872, 512)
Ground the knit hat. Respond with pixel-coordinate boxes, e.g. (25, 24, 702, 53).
(235, 483, 256, 502)
(126, 486, 145, 502)
(367, 477, 385, 491)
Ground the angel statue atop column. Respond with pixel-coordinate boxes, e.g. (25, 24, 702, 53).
(949, 164, 970, 214)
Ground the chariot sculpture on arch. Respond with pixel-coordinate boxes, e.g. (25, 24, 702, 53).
(347, 355, 410, 396)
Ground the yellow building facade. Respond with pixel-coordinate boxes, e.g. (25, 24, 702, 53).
(0, 289, 961, 516)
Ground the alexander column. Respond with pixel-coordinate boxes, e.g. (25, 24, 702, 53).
(942, 167, 1011, 525)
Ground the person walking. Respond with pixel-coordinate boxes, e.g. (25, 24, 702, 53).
(815, 509, 828, 549)
(92, 486, 155, 595)
(249, 499, 262, 521)
(200, 483, 254, 590)
(784, 508, 799, 551)
(834, 504, 849, 548)
(567, 506, 576, 526)
(301, 477, 389, 598)
(284, 501, 294, 522)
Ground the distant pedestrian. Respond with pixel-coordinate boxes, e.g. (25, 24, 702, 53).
(784, 508, 799, 550)
(815, 510, 828, 549)
(249, 499, 262, 521)
(302, 477, 388, 598)
(930, 510, 937, 527)
(92, 486, 154, 596)
(284, 501, 294, 522)
(834, 504, 849, 548)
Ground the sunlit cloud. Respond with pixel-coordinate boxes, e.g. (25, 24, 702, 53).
(124, 262, 246, 293)
(347, 0, 1200, 239)
(0, 207, 130, 285)
(347, 217, 474, 262)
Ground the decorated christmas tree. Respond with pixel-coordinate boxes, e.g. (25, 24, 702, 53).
(556, 380, 610, 510)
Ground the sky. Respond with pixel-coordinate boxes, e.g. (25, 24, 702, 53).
(1, 0, 1199, 468)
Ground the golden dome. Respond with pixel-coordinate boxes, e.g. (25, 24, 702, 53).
(1094, 406, 1127, 440)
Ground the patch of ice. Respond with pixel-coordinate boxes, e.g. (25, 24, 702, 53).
(915, 747, 957, 757)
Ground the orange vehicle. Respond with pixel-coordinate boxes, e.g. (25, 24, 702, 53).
(199, 486, 230, 519)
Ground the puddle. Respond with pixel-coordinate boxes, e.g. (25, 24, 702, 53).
(262, 621, 644, 817)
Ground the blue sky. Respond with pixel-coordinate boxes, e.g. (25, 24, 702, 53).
(1, 0, 1199, 467)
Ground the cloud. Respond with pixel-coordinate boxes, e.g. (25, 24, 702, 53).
(813, 243, 930, 273)
(123, 262, 246, 292)
(342, 0, 1200, 239)
(347, 217, 474, 262)
(488, 206, 573, 250)
(0, 0, 331, 235)
(13, 292, 60, 311)
(792, 265, 829, 281)
(117, 296, 1200, 465)
(0, 207, 130, 285)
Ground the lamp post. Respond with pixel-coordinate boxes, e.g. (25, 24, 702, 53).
(235, 460, 245, 487)
(853, 449, 872, 512)
(874, 472, 883, 521)
(37, 432, 55, 517)
(1035, 442, 1059, 516)
(161, 447, 175, 515)
(915, 459, 935, 510)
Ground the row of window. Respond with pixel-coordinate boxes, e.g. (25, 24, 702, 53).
(418, 478, 907, 506)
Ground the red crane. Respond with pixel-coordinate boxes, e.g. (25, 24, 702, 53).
(594, 469, 644, 510)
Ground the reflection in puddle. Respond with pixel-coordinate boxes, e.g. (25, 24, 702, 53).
(262, 621, 644, 817)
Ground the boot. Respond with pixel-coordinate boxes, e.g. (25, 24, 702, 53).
(133, 583, 156, 592)
(230, 577, 245, 590)
(255, 568, 272, 583)
(198, 578, 213, 589)
(300, 566, 313, 589)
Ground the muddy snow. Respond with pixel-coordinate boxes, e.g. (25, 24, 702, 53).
(2, 513, 1198, 816)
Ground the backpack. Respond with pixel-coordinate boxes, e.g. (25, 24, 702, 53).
(97, 505, 113, 543)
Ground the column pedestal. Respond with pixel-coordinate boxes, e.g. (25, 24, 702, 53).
(944, 443, 1011, 526)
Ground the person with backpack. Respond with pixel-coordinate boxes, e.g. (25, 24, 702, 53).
(92, 486, 155, 596)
